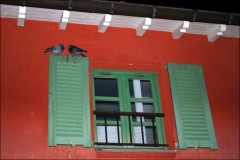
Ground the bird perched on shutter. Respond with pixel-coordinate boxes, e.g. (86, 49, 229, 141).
(68, 45, 87, 57)
(44, 44, 64, 54)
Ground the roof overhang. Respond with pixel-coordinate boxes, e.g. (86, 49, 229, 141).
(1, 0, 239, 42)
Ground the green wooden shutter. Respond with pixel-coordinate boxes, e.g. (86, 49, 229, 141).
(167, 63, 217, 149)
(48, 55, 91, 147)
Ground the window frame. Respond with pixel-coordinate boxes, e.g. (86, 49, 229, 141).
(91, 69, 167, 149)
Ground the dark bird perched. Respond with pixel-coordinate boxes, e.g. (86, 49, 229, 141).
(44, 44, 64, 54)
(68, 45, 87, 57)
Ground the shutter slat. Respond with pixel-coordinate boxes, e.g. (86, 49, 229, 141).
(185, 135, 209, 140)
(57, 64, 82, 69)
(182, 119, 207, 124)
(56, 119, 83, 124)
(57, 76, 83, 82)
(57, 69, 82, 74)
(56, 123, 83, 128)
(183, 124, 207, 127)
(168, 63, 218, 149)
(58, 81, 82, 85)
(56, 95, 82, 100)
(56, 128, 83, 132)
(58, 84, 82, 88)
(57, 62, 82, 67)
(48, 55, 91, 147)
(57, 72, 81, 78)
(57, 108, 82, 112)
(57, 102, 82, 107)
(180, 108, 204, 112)
(56, 132, 83, 137)
(57, 91, 82, 96)
(56, 112, 83, 118)
(184, 128, 208, 132)
(57, 87, 82, 93)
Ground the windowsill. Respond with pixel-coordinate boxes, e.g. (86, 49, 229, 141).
(93, 147, 177, 153)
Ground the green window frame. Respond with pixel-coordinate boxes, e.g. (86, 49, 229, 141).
(167, 63, 218, 149)
(48, 55, 91, 147)
(92, 69, 167, 149)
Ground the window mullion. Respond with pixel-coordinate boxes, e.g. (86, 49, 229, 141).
(130, 97, 154, 103)
(120, 74, 133, 146)
(94, 96, 120, 101)
(118, 74, 129, 146)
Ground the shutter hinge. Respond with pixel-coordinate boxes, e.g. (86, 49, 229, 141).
(164, 65, 168, 71)
(195, 144, 200, 150)
(175, 142, 178, 149)
(67, 139, 76, 146)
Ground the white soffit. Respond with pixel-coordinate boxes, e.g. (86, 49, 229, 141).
(27, 7, 62, 22)
(1, 4, 239, 40)
(150, 19, 182, 32)
(1, 4, 18, 18)
(111, 15, 143, 28)
(69, 11, 103, 25)
(223, 25, 239, 38)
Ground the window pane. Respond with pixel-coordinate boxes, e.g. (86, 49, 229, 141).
(129, 80, 152, 98)
(94, 78, 118, 97)
(141, 80, 152, 98)
(131, 102, 154, 122)
(133, 126, 158, 144)
(96, 101, 120, 120)
(145, 127, 158, 144)
(97, 125, 122, 143)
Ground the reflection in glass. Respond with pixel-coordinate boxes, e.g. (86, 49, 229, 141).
(145, 127, 158, 144)
(97, 125, 122, 143)
(133, 126, 158, 144)
(96, 101, 120, 120)
(94, 78, 118, 97)
(131, 102, 154, 122)
(129, 80, 152, 98)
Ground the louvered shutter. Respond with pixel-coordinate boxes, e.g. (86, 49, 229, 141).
(168, 63, 217, 149)
(48, 55, 91, 147)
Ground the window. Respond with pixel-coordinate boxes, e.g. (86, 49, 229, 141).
(92, 69, 168, 148)
(167, 63, 218, 149)
(48, 55, 217, 150)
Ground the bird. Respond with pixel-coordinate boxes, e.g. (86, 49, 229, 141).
(68, 45, 87, 57)
(44, 44, 64, 54)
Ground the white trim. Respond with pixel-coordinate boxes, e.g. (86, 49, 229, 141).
(172, 21, 190, 39)
(17, 6, 26, 26)
(1, 4, 239, 40)
(59, 10, 70, 30)
(208, 24, 227, 42)
(136, 18, 152, 36)
(98, 14, 112, 33)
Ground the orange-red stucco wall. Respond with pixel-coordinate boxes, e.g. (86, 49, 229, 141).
(1, 18, 239, 159)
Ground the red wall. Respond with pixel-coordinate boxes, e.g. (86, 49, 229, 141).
(1, 18, 239, 159)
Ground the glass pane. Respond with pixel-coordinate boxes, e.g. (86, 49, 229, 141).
(133, 126, 146, 144)
(97, 125, 122, 143)
(133, 126, 158, 144)
(141, 80, 152, 98)
(145, 127, 158, 144)
(129, 80, 152, 98)
(131, 102, 154, 122)
(94, 78, 118, 97)
(96, 101, 120, 120)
